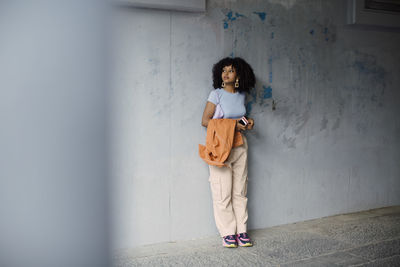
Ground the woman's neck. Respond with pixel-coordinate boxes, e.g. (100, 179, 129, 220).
(223, 84, 236, 93)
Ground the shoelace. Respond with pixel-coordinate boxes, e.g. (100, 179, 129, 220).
(238, 233, 250, 242)
(225, 235, 236, 241)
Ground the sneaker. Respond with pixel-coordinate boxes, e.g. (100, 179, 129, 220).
(222, 235, 238, 248)
(236, 233, 253, 247)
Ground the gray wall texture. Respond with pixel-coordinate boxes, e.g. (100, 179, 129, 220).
(110, 0, 400, 250)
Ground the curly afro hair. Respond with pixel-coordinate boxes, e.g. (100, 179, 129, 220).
(212, 57, 256, 93)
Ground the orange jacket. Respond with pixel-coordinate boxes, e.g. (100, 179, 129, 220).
(199, 119, 243, 167)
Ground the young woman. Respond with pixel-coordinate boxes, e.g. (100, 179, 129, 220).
(201, 57, 256, 248)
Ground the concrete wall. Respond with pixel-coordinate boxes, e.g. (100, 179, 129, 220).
(110, 0, 400, 250)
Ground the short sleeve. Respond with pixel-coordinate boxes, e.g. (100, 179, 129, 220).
(207, 90, 218, 105)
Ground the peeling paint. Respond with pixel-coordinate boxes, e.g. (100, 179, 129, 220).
(268, 56, 273, 83)
(259, 85, 272, 107)
(226, 11, 236, 21)
(253, 11, 266, 21)
(246, 89, 257, 116)
(262, 86, 273, 99)
(308, 23, 336, 43)
(223, 10, 246, 29)
(235, 12, 246, 18)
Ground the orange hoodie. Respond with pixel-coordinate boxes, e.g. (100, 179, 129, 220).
(199, 119, 243, 167)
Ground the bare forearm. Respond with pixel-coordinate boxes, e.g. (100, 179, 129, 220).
(202, 102, 216, 128)
(202, 117, 210, 127)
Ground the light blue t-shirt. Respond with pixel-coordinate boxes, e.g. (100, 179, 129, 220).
(207, 88, 246, 119)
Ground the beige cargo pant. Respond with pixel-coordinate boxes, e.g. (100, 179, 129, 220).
(208, 135, 248, 237)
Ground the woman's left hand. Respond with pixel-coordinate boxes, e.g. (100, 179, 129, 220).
(246, 118, 254, 130)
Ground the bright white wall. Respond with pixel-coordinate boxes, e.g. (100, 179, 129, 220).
(110, 0, 400, 250)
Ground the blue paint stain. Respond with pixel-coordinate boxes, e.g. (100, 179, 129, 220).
(325, 37, 329, 41)
(226, 11, 236, 21)
(354, 61, 385, 79)
(253, 12, 266, 21)
(310, 29, 314, 35)
(223, 10, 247, 29)
(262, 86, 273, 99)
(268, 56, 273, 83)
(250, 88, 257, 99)
(230, 52, 234, 58)
(246, 89, 257, 116)
(323, 27, 328, 34)
(354, 61, 367, 73)
(271, 32, 274, 39)
(246, 101, 254, 115)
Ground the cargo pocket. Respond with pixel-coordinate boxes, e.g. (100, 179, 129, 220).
(243, 177, 249, 196)
(209, 176, 222, 202)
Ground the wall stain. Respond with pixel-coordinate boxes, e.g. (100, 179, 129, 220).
(320, 114, 328, 131)
(235, 12, 246, 18)
(259, 85, 272, 107)
(331, 101, 344, 131)
(148, 58, 160, 75)
(262, 85, 273, 99)
(246, 88, 257, 116)
(253, 11, 266, 21)
(294, 108, 310, 135)
(282, 134, 296, 149)
(308, 21, 336, 43)
(332, 117, 340, 131)
(268, 56, 273, 83)
(226, 11, 237, 21)
(353, 60, 386, 80)
(223, 10, 246, 29)
(350, 51, 387, 109)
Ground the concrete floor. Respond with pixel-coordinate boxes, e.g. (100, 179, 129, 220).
(113, 206, 400, 266)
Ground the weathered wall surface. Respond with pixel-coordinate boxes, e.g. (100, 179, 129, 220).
(110, 0, 400, 249)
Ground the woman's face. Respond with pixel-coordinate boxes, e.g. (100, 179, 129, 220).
(221, 65, 238, 84)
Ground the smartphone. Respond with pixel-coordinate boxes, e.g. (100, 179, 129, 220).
(238, 116, 248, 126)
